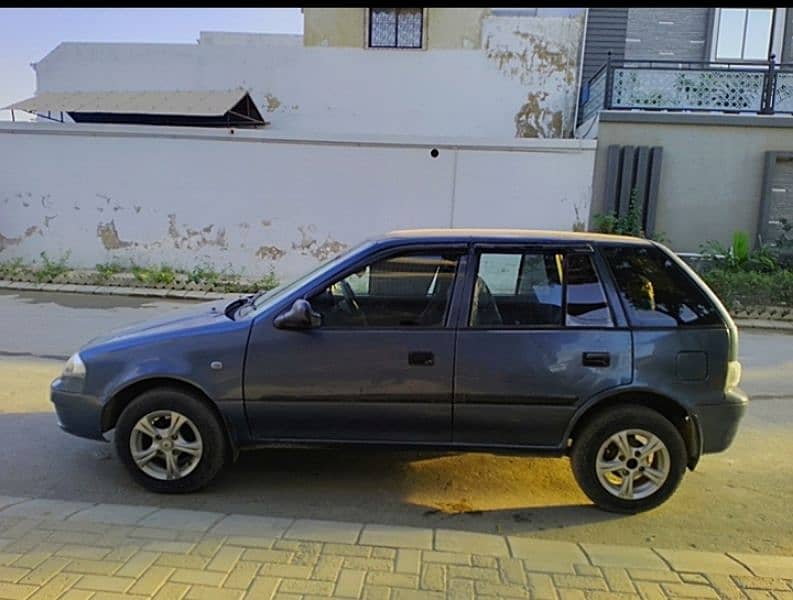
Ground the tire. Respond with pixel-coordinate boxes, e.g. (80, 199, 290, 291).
(570, 405, 687, 514)
(114, 387, 230, 493)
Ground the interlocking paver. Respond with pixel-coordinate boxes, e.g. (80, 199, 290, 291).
(138, 509, 224, 532)
(74, 574, 135, 592)
(509, 537, 587, 573)
(284, 519, 362, 544)
(336, 568, 366, 598)
(0, 581, 38, 600)
(435, 529, 510, 557)
(0, 566, 28, 583)
(0, 500, 91, 521)
(396, 549, 420, 574)
(661, 582, 721, 598)
(730, 553, 793, 578)
(224, 561, 260, 590)
(210, 514, 292, 538)
(582, 543, 669, 570)
(186, 584, 245, 600)
(245, 576, 280, 600)
(127, 565, 174, 596)
(0, 498, 791, 600)
(67, 503, 158, 525)
(170, 567, 225, 586)
(63, 559, 121, 575)
(656, 548, 751, 576)
(360, 525, 433, 550)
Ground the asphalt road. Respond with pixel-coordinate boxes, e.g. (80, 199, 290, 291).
(1, 289, 792, 554)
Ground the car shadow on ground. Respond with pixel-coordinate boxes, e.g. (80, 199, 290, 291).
(0, 412, 625, 536)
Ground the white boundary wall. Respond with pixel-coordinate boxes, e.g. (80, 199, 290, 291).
(0, 123, 595, 280)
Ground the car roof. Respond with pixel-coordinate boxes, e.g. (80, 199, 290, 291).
(376, 228, 655, 246)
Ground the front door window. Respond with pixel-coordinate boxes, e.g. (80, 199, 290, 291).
(309, 251, 461, 328)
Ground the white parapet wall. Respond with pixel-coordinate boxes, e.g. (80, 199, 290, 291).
(0, 122, 595, 280)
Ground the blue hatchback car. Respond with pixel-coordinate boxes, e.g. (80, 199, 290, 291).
(51, 229, 748, 513)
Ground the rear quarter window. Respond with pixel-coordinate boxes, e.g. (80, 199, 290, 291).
(602, 245, 722, 327)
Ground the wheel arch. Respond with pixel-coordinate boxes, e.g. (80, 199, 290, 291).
(565, 390, 702, 470)
(101, 377, 239, 458)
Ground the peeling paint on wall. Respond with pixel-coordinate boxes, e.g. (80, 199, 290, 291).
(256, 245, 286, 261)
(291, 225, 349, 261)
(166, 214, 229, 251)
(97, 220, 133, 250)
(264, 94, 281, 113)
(482, 15, 583, 138)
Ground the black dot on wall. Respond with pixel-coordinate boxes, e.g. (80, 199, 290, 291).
(430, 148, 439, 158)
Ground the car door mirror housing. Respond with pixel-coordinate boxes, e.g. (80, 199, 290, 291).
(274, 299, 322, 330)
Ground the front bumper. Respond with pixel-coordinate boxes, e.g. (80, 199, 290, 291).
(695, 388, 749, 454)
(50, 378, 106, 441)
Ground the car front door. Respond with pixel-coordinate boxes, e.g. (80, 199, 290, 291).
(453, 244, 633, 448)
(244, 245, 466, 443)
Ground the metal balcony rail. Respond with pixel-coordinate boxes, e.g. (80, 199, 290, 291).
(578, 53, 793, 125)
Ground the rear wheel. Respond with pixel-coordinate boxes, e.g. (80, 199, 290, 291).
(571, 405, 687, 513)
(114, 388, 229, 493)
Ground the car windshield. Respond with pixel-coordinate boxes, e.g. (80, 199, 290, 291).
(248, 240, 375, 313)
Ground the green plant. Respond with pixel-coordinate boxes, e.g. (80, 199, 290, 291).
(35, 251, 71, 283)
(592, 188, 643, 237)
(0, 257, 27, 279)
(131, 263, 177, 286)
(95, 261, 125, 283)
(702, 269, 793, 310)
(700, 230, 779, 273)
(254, 270, 279, 292)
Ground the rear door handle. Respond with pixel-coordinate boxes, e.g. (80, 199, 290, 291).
(409, 351, 435, 366)
(583, 352, 610, 367)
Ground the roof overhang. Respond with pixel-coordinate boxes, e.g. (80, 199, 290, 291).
(3, 89, 268, 128)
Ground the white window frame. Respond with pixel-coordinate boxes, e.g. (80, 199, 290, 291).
(709, 7, 785, 63)
(365, 8, 428, 51)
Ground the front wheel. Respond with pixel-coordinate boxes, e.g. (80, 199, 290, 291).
(114, 388, 229, 493)
(570, 405, 687, 513)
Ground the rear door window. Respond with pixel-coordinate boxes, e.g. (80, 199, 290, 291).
(602, 245, 722, 327)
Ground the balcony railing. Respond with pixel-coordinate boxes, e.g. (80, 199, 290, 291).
(577, 54, 793, 126)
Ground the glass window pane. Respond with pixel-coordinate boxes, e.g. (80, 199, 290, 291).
(477, 253, 521, 294)
(743, 9, 773, 59)
(716, 8, 746, 60)
(471, 252, 562, 327)
(310, 252, 459, 328)
(370, 8, 396, 47)
(602, 246, 722, 328)
(565, 254, 613, 327)
(397, 8, 423, 48)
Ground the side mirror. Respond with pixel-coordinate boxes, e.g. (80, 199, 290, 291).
(274, 298, 322, 330)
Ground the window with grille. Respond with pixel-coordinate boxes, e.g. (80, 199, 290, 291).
(368, 8, 424, 49)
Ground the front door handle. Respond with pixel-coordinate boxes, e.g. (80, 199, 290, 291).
(409, 351, 435, 366)
(583, 352, 610, 367)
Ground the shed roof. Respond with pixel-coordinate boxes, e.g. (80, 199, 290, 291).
(4, 89, 257, 116)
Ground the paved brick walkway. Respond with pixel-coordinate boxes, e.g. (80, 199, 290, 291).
(0, 497, 791, 599)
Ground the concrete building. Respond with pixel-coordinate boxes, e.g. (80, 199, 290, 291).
(577, 7, 793, 252)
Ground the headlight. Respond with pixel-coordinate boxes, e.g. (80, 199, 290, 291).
(62, 353, 86, 378)
(725, 360, 741, 390)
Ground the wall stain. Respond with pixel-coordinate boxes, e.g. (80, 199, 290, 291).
(97, 220, 133, 250)
(515, 92, 563, 138)
(43, 215, 57, 228)
(256, 245, 286, 261)
(264, 94, 281, 113)
(261, 220, 272, 227)
(291, 225, 348, 261)
(167, 214, 229, 251)
(134, 206, 142, 214)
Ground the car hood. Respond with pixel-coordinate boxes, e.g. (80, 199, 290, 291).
(81, 298, 241, 350)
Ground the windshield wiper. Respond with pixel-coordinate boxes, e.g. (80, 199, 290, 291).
(223, 296, 252, 320)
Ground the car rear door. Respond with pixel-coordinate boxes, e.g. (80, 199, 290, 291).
(244, 244, 466, 443)
(452, 243, 633, 448)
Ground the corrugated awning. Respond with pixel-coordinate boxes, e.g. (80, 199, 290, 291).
(4, 88, 267, 128)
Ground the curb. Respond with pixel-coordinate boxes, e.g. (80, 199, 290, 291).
(0, 279, 238, 301)
(1, 496, 791, 579)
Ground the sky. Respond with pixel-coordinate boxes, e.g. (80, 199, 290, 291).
(0, 8, 304, 121)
